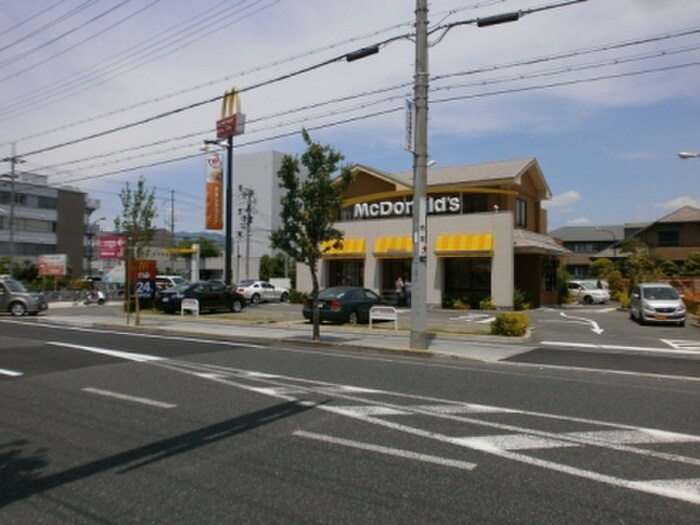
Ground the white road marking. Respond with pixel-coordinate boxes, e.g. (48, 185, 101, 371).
(540, 340, 700, 356)
(294, 430, 477, 470)
(48, 342, 164, 362)
(82, 387, 176, 409)
(39, 339, 700, 505)
(661, 339, 700, 351)
(0, 367, 23, 377)
(559, 312, 604, 334)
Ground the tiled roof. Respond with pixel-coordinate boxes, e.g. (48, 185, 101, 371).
(514, 229, 569, 255)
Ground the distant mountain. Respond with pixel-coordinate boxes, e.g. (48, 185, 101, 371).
(174, 231, 225, 248)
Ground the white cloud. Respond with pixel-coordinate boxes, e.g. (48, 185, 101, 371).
(545, 191, 581, 209)
(655, 196, 700, 210)
(566, 217, 592, 226)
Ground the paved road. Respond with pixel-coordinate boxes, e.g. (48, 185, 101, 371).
(1, 319, 698, 523)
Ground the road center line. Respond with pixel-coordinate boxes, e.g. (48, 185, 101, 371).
(82, 387, 177, 409)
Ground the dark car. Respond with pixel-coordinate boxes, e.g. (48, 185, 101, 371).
(157, 280, 246, 314)
(302, 286, 387, 324)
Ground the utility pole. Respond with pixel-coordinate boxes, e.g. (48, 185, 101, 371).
(1, 143, 22, 277)
(239, 187, 255, 279)
(410, 0, 429, 350)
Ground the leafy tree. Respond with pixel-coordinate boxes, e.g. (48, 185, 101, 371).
(589, 258, 614, 279)
(114, 176, 157, 259)
(681, 252, 700, 276)
(270, 130, 354, 341)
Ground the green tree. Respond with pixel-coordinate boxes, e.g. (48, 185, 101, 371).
(681, 252, 700, 276)
(114, 176, 157, 259)
(270, 130, 354, 341)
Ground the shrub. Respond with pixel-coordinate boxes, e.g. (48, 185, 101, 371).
(479, 297, 496, 310)
(491, 312, 529, 337)
(289, 289, 308, 304)
(617, 290, 630, 309)
(451, 298, 469, 309)
(513, 289, 529, 311)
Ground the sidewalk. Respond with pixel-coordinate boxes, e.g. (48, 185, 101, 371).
(44, 302, 535, 362)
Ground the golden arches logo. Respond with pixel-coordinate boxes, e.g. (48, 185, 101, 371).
(220, 87, 241, 119)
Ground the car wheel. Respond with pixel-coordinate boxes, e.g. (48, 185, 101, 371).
(10, 302, 27, 316)
(348, 311, 359, 325)
(231, 299, 243, 313)
(582, 295, 593, 305)
(251, 293, 261, 305)
(280, 292, 289, 302)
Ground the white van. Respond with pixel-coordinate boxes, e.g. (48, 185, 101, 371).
(155, 275, 189, 290)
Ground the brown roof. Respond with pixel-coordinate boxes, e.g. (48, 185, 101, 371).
(387, 158, 552, 199)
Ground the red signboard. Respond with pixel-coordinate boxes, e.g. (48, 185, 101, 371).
(216, 112, 245, 139)
(128, 259, 157, 282)
(98, 235, 127, 260)
(38, 254, 67, 276)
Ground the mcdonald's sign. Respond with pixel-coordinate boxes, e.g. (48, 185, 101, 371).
(216, 88, 245, 139)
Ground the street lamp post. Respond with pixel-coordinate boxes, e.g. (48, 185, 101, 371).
(595, 227, 617, 260)
(1, 143, 24, 277)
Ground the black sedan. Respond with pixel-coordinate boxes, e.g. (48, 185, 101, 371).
(157, 280, 246, 314)
(302, 286, 387, 324)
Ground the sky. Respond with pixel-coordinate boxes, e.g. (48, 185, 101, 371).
(0, 0, 699, 234)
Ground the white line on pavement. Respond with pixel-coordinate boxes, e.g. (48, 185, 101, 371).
(540, 340, 700, 356)
(48, 342, 164, 362)
(0, 367, 23, 377)
(82, 387, 177, 409)
(294, 430, 477, 470)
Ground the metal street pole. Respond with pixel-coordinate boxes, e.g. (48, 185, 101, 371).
(225, 134, 233, 286)
(410, 0, 429, 350)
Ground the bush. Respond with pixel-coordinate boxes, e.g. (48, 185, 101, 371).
(289, 289, 308, 304)
(491, 312, 529, 337)
(513, 289, 530, 311)
(617, 290, 630, 309)
(479, 297, 496, 310)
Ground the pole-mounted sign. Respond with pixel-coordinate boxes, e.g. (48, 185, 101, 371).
(216, 88, 245, 139)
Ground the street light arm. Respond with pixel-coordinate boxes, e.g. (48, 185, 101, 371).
(677, 151, 699, 159)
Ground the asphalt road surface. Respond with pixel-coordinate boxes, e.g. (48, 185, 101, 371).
(1, 319, 698, 523)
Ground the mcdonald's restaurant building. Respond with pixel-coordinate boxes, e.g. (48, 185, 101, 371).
(295, 158, 568, 309)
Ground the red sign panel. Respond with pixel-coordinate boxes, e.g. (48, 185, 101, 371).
(38, 254, 67, 276)
(98, 235, 127, 260)
(216, 112, 245, 139)
(128, 259, 157, 282)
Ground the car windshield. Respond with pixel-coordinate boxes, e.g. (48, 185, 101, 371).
(580, 282, 598, 290)
(319, 287, 351, 299)
(168, 283, 190, 292)
(4, 279, 28, 293)
(239, 280, 255, 286)
(643, 286, 679, 300)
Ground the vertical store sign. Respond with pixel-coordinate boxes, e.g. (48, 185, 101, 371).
(205, 152, 223, 230)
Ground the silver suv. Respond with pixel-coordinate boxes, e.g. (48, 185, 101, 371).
(630, 283, 686, 327)
(0, 276, 49, 316)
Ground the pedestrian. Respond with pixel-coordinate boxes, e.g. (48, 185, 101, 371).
(404, 280, 412, 308)
(395, 276, 404, 306)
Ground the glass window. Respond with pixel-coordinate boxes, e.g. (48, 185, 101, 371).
(516, 199, 527, 227)
(657, 230, 679, 247)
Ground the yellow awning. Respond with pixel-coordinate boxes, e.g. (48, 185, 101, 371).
(320, 238, 366, 258)
(374, 236, 412, 257)
(435, 234, 493, 257)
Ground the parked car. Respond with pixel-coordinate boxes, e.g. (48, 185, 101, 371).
(155, 275, 189, 291)
(567, 280, 610, 304)
(0, 276, 49, 316)
(629, 283, 686, 326)
(157, 280, 246, 314)
(302, 286, 387, 324)
(236, 279, 289, 304)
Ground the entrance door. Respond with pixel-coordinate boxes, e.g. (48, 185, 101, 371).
(328, 259, 364, 287)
